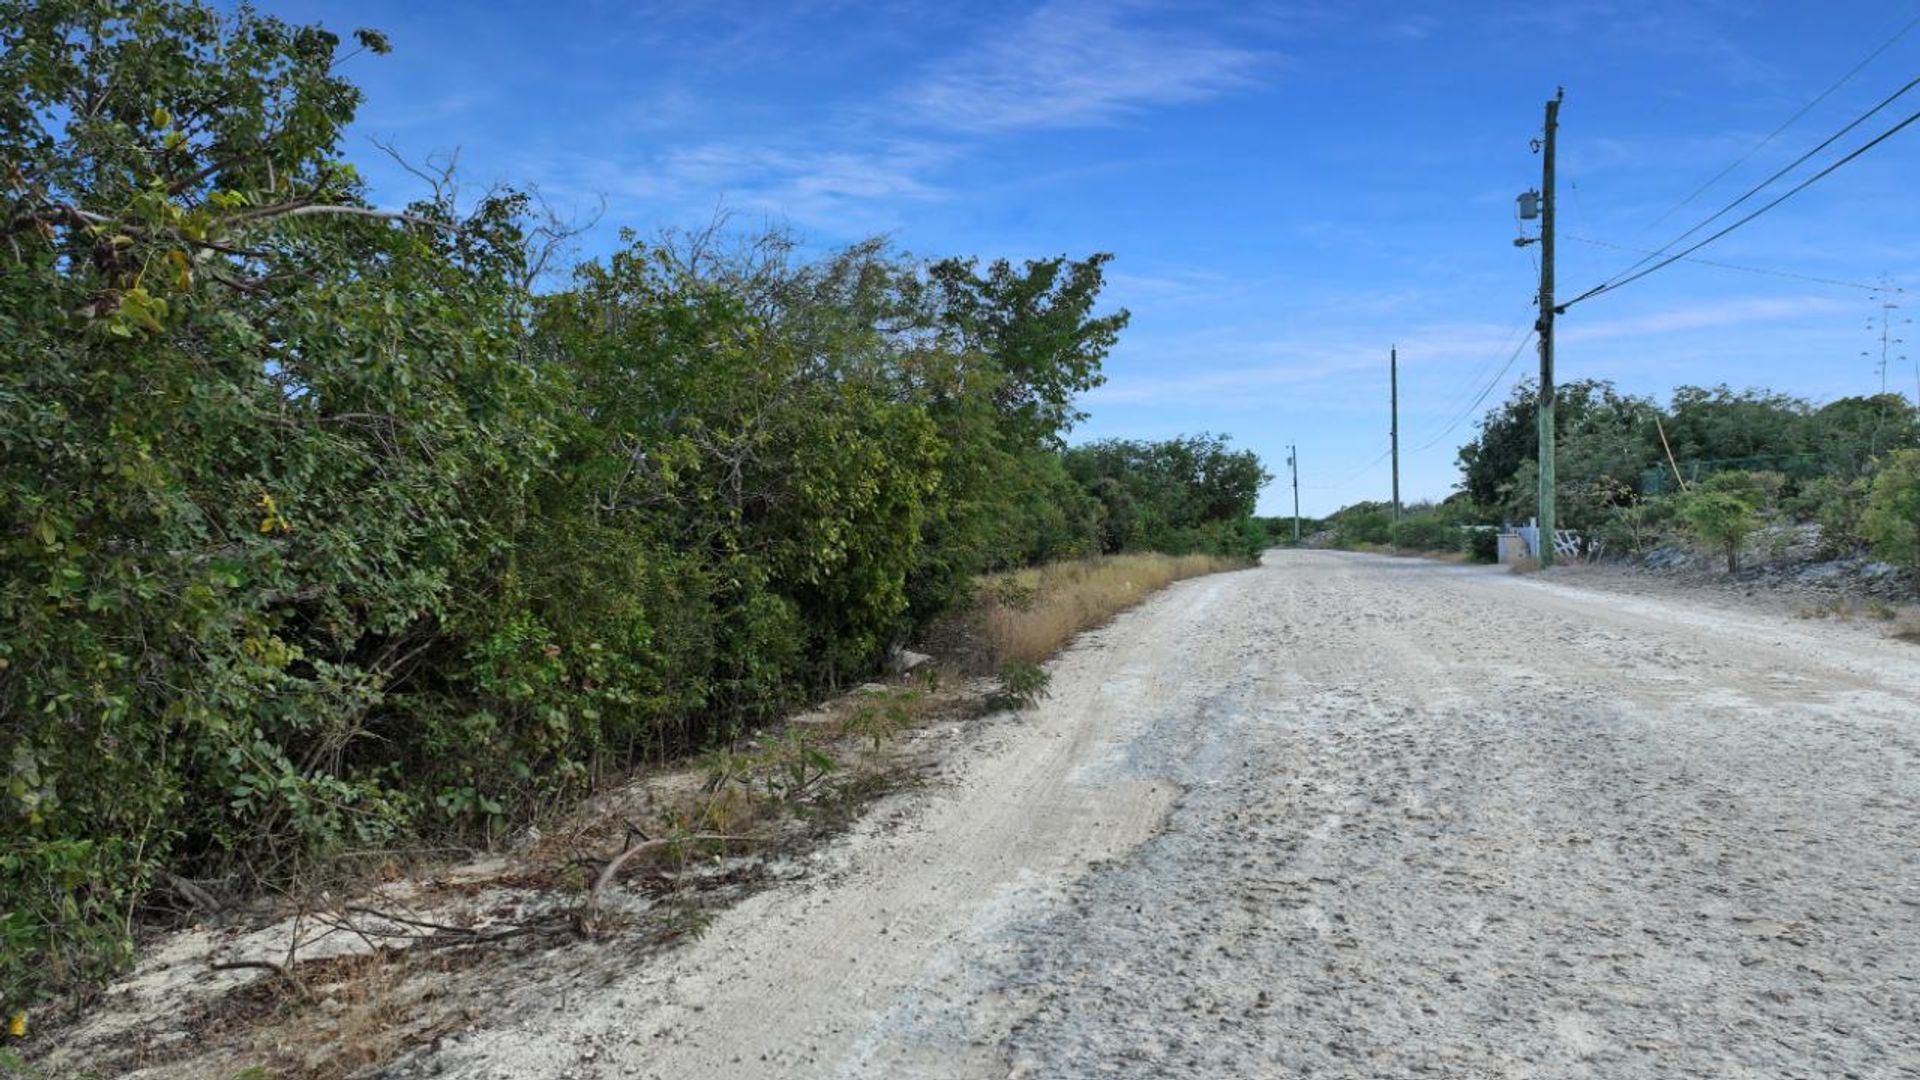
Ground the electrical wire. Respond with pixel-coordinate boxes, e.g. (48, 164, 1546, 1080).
(1302, 315, 1535, 494)
(1583, 73, 1920, 299)
(1562, 233, 1885, 292)
(1404, 315, 1535, 449)
(1563, 102, 1920, 310)
(1411, 329, 1538, 453)
(1634, 10, 1920, 238)
(1299, 445, 1394, 490)
(1413, 306, 1537, 431)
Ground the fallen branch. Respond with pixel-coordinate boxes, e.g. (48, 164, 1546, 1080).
(208, 958, 308, 999)
(342, 905, 489, 938)
(581, 833, 763, 933)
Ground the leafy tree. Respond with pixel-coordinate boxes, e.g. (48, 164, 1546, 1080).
(1679, 472, 1773, 572)
(915, 255, 1129, 448)
(1457, 379, 1654, 511)
(1063, 434, 1270, 557)
(1808, 395, 1920, 473)
(2, 0, 549, 999)
(1863, 449, 1920, 571)
(0, 0, 1250, 1009)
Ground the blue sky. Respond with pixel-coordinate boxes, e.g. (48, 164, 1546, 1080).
(281, 0, 1920, 516)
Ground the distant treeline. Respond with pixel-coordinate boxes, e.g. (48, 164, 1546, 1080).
(0, 1, 1265, 1000)
(1317, 379, 1920, 570)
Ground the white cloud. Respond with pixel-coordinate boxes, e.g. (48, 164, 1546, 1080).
(899, 1, 1269, 133)
(1089, 311, 1542, 408)
(1385, 15, 1437, 40)
(519, 138, 956, 233)
(458, 3, 1282, 235)
(360, 92, 485, 131)
(1562, 295, 1855, 343)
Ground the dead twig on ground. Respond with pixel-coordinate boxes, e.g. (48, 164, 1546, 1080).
(580, 833, 763, 934)
(208, 958, 309, 1000)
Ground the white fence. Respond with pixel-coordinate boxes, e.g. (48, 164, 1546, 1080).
(1502, 519, 1599, 563)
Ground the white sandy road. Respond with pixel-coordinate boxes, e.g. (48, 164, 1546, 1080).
(416, 550, 1920, 1079)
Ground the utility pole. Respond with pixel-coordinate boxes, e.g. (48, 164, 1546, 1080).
(1289, 443, 1301, 544)
(1535, 88, 1562, 567)
(1390, 345, 1401, 523)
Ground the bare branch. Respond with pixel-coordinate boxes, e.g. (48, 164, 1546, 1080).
(581, 833, 763, 932)
(258, 203, 457, 230)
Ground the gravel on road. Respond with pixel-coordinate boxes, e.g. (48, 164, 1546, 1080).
(421, 550, 1920, 1080)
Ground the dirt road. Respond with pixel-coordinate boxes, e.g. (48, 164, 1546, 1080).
(422, 551, 1920, 1079)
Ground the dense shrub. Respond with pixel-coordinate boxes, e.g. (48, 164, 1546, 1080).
(1863, 449, 1920, 571)
(0, 0, 1273, 1004)
(1329, 507, 1392, 548)
(1785, 476, 1872, 557)
(1064, 435, 1271, 559)
(1592, 494, 1682, 556)
(1465, 528, 1500, 563)
(1679, 472, 1774, 572)
(1388, 516, 1460, 553)
(2, 0, 554, 996)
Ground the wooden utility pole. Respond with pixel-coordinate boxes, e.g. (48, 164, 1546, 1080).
(1536, 88, 1562, 567)
(1390, 346, 1401, 523)
(1289, 443, 1301, 544)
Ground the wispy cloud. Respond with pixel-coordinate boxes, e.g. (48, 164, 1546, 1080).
(1088, 314, 1533, 410)
(1088, 358, 1371, 407)
(1563, 295, 1855, 343)
(479, 2, 1278, 234)
(514, 137, 956, 233)
(1488, 2, 1774, 84)
(898, 1, 1270, 133)
(1385, 15, 1438, 41)
(360, 91, 486, 131)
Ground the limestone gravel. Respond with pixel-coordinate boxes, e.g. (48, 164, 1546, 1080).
(416, 550, 1920, 1080)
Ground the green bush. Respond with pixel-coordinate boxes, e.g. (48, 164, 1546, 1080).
(988, 662, 1053, 711)
(1785, 475, 1871, 557)
(1064, 434, 1270, 559)
(1330, 508, 1393, 548)
(1388, 516, 1460, 552)
(0, 0, 1273, 1008)
(2, 1, 551, 998)
(1863, 449, 1920, 571)
(1465, 528, 1500, 563)
(1679, 472, 1771, 572)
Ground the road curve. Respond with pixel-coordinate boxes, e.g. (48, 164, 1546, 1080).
(425, 550, 1920, 1079)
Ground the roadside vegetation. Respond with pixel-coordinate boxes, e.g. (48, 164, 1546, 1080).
(0, 0, 1269, 1012)
(1316, 379, 1920, 575)
(962, 553, 1248, 670)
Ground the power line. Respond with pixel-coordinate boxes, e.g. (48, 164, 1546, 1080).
(1634, 10, 1920, 238)
(1563, 102, 1920, 310)
(1416, 306, 1538, 434)
(1304, 317, 1532, 493)
(1299, 445, 1393, 490)
(1411, 329, 1538, 453)
(1586, 73, 1920, 298)
(1404, 315, 1534, 448)
(1563, 233, 1887, 292)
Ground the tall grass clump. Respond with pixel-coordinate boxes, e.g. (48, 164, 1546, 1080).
(961, 553, 1244, 669)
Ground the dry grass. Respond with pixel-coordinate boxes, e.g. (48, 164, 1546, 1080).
(1797, 596, 1852, 620)
(963, 553, 1247, 670)
(1797, 597, 1904, 622)
(1508, 554, 1540, 575)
